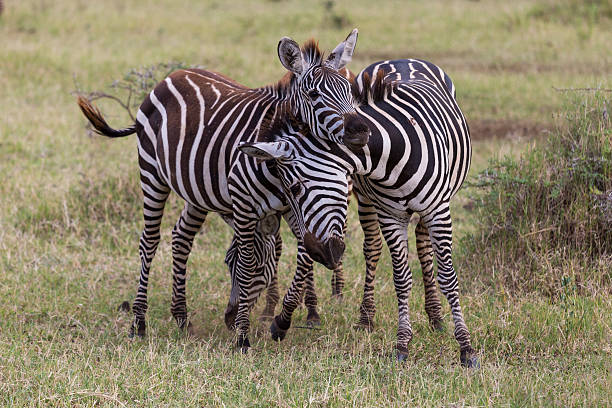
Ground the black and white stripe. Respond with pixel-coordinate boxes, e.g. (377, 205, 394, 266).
(263, 59, 477, 366)
(77, 30, 369, 351)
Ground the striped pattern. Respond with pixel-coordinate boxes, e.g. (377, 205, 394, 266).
(77, 32, 367, 351)
(267, 59, 477, 366)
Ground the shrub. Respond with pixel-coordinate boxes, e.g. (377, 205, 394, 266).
(460, 91, 611, 296)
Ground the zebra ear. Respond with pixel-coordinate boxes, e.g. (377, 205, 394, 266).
(278, 37, 306, 74)
(239, 141, 293, 162)
(325, 28, 358, 70)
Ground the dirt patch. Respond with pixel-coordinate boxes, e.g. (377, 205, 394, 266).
(469, 118, 550, 140)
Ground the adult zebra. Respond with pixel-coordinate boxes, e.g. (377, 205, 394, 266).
(77, 30, 369, 351)
(248, 59, 478, 367)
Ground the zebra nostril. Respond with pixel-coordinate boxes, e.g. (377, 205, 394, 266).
(343, 114, 369, 150)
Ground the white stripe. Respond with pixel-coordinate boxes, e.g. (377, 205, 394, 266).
(184, 75, 208, 207)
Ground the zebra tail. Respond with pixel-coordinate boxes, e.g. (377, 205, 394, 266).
(77, 96, 136, 137)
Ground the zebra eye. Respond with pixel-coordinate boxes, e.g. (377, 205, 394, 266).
(289, 183, 303, 197)
(307, 90, 320, 100)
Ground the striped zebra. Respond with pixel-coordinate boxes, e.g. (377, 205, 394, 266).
(251, 59, 478, 367)
(77, 30, 369, 351)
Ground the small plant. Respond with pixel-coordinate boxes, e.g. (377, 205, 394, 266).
(74, 61, 202, 122)
(460, 91, 612, 296)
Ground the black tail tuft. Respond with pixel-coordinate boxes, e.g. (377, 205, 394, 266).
(77, 96, 136, 138)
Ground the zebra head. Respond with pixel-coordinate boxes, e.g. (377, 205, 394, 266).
(277, 29, 370, 152)
(239, 127, 351, 270)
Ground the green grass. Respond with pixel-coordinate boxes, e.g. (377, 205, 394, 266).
(1, 0, 611, 406)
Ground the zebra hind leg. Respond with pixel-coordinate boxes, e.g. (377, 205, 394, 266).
(170, 203, 207, 332)
(415, 219, 445, 332)
(423, 205, 478, 368)
(130, 177, 170, 338)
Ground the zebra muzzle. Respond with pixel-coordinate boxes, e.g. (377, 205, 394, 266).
(342, 113, 370, 152)
(304, 232, 345, 270)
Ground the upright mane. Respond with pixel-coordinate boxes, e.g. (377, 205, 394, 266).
(269, 38, 326, 98)
(257, 106, 306, 143)
(352, 69, 391, 106)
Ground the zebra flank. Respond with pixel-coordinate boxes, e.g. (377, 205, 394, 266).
(76, 30, 366, 352)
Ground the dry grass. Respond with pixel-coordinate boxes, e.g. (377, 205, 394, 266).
(1, 0, 611, 406)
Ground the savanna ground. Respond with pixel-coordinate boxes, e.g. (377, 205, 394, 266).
(1, 0, 611, 406)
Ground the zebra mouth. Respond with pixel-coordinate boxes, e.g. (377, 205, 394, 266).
(304, 231, 345, 270)
(344, 130, 370, 152)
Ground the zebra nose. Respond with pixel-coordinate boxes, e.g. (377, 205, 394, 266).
(303, 232, 345, 270)
(342, 113, 370, 152)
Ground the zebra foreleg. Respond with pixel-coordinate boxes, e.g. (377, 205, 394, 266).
(422, 204, 478, 368)
(303, 267, 321, 326)
(355, 198, 382, 331)
(260, 230, 282, 321)
(415, 219, 445, 332)
(170, 203, 207, 331)
(130, 178, 170, 338)
(378, 218, 413, 362)
(330, 218, 348, 300)
(270, 242, 314, 341)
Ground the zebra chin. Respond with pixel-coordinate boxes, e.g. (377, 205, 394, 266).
(303, 231, 345, 270)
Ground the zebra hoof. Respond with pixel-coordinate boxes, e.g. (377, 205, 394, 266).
(270, 317, 288, 342)
(306, 311, 321, 327)
(129, 320, 146, 338)
(460, 349, 480, 369)
(237, 336, 250, 354)
(354, 319, 374, 332)
(224, 303, 238, 331)
(396, 348, 410, 363)
(331, 293, 343, 302)
(430, 319, 446, 332)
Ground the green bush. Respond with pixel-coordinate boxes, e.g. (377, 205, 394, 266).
(460, 91, 611, 296)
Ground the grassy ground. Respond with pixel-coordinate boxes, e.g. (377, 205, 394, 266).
(1, 0, 611, 406)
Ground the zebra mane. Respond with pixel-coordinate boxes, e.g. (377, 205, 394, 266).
(301, 38, 324, 66)
(258, 107, 308, 144)
(352, 69, 390, 105)
(270, 39, 325, 98)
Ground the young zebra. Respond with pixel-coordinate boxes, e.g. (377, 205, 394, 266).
(252, 59, 478, 367)
(77, 31, 369, 351)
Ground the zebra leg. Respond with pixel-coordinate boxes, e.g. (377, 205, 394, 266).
(170, 203, 207, 331)
(378, 219, 414, 362)
(330, 220, 348, 299)
(415, 219, 445, 332)
(260, 230, 282, 321)
(355, 198, 382, 331)
(270, 242, 314, 341)
(303, 266, 321, 326)
(421, 204, 478, 368)
(130, 173, 170, 338)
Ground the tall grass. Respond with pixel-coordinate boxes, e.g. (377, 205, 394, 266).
(461, 92, 612, 296)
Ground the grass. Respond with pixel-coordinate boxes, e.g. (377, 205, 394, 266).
(1, 0, 611, 406)
(461, 92, 612, 297)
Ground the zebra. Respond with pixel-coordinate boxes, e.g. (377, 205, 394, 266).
(250, 59, 478, 367)
(76, 30, 370, 352)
